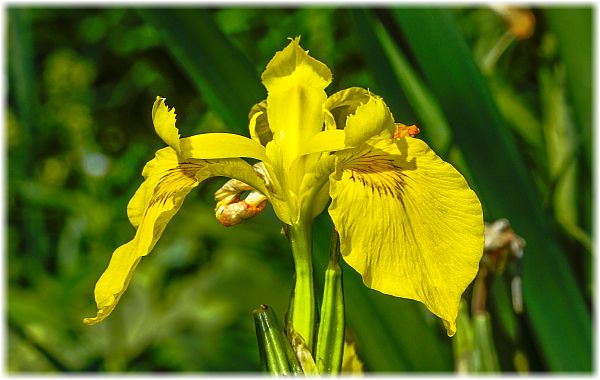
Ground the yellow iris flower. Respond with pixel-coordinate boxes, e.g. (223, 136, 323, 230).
(84, 37, 483, 337)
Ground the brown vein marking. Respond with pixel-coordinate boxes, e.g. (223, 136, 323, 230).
(150, 162, 202, 207)
(347, 153, 406, 200)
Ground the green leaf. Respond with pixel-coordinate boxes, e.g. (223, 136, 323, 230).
(544, 8, 592, 166)
(349, 10, 417, 126)
(8, 8, 37, 135)
(391, 8, 591, 371)
(352, 9, 452, 156)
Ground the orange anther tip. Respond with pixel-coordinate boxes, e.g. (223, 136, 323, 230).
(407, 125, 420, 137)
(394, 123, 420, 139)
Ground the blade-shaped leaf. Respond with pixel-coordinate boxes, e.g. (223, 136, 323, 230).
(352, 9, 452, 156)
(544, 8, 592, 166)
(137, 8, 264, 134)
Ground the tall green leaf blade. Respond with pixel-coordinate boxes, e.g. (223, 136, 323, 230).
(544, 8, 592, 165)
(349, 10, 417, 126)
(391, 8, 591, 371)
(137, 8, 264, 134)
(8, 8, 37, 135)
(352, 9, 452, 156)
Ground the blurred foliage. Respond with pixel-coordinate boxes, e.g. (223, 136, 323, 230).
(7, 6, 591, 373)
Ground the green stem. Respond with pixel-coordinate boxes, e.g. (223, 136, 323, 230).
(315, 230, 345, 375)
(288, 221, 316, 351)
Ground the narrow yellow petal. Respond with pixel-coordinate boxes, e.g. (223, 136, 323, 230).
(261, 37, 332, 168)
(263, 141, 291, 224)
(180, 133, 268, 162)
(248, 99, 273, 146)
(328, 137, 484, 336)
(298, 129, 348, 157)
(152, 97, 181, 154)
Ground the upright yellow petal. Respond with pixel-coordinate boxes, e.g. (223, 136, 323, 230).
(261, 37, 332, 168)
(343, 95, 395, 147)
(325, 87, 371, 129)
(152, 97, 181, 154)
(328, 137, 483, 336)
(325, 88, 395, 147)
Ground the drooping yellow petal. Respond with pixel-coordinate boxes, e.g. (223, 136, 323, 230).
(85, 149, 270, 325)
(328, 137, 484, 336)
(261, 37, 332, 169)
(126, 147, 185, 228)
(152, 97, 181, 154)
(84, 147, 199, 325)
(180, 133, 267, 162)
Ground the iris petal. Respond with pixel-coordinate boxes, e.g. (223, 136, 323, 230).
(343, 95, 395, 147)
(180, 133, 267, 162)
(299, 130, 348, 157)
(325, 87, 372, 130)
(248, 100, 273, 146)
(152, 97, 181, 154)
(84, 148, 199, 325)
(85, 149, 269, 325)
(328, 137, 483, 336)
(261, 37, 332, 168)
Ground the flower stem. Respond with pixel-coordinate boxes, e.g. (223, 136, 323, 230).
(288, 220, 315, 350)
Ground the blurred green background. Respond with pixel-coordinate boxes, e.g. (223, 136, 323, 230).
(7, 7, 592, 373)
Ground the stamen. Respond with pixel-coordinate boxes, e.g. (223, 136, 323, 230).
(393, 123, 420, 139)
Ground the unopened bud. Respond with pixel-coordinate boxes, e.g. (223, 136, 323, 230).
(214, 165, 270, 227)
